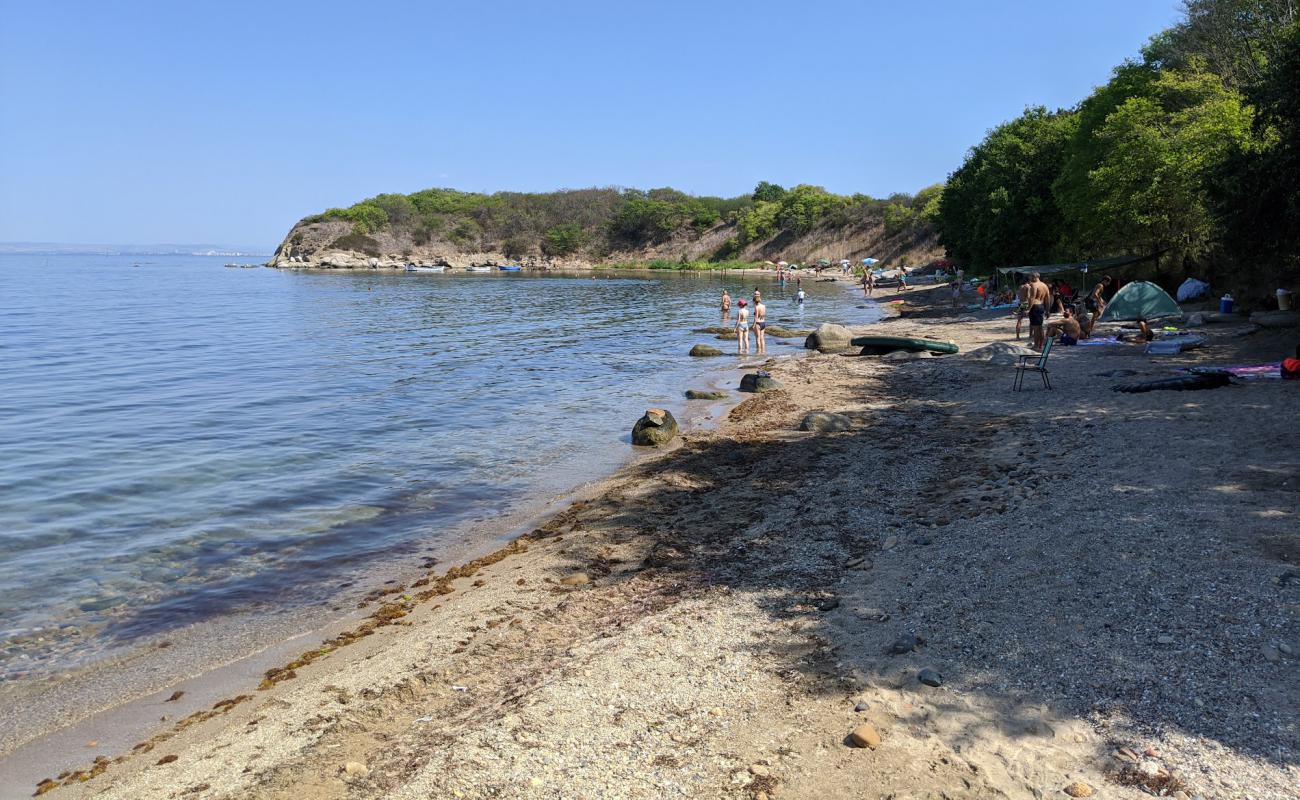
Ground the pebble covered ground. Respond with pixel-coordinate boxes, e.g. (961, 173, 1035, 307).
(31, 285, 1300, 800)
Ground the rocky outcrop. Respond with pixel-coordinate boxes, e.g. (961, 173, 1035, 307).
(631, 408, 678, 447)
(689, 344, 724, 357)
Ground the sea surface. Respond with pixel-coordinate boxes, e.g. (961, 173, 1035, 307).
(0, 255, 878, 680)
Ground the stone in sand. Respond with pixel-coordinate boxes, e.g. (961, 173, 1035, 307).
(889, 634, 920, 655)
(560, 573, 589, 586)
(685, 389, 728, 400)
(739, 373, 782, 393)
(689, 344, 724, 357)
(343, 761, 369, 777)
(799, 411, 852, 432)
(918, 668, 943, 687)
(1064, 782, 1094, 797)
(847, 724, 881, 749)
(804, 323, 855, 353)
(631, 408, 678, 446)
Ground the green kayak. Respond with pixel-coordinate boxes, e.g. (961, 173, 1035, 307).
(851, 335, 959, 355)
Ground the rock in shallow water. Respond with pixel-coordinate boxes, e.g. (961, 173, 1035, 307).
(631, 408, 678, 446)
(739, 373, 782, 393)
(689, 344, 724, 357)
(685, 389, 728, 400)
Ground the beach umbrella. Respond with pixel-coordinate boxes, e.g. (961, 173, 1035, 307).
(861, 258, 879, 266)
(777, 260, 788, 267)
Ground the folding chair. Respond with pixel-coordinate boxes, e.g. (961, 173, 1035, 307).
(1013, 336, 1054, 391)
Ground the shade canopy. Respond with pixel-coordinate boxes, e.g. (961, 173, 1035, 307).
(1097, 280, 1182, 322)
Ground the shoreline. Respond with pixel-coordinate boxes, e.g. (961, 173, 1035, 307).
(0, 282, 878, 792)
(8, 284, 1295, 799)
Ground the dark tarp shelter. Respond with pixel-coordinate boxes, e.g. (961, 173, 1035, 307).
(992, 253, 1160, 291)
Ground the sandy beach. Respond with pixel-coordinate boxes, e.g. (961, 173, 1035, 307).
(11, 283, 1298, 800)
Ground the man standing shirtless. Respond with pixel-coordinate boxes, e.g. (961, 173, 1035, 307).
(1025, 272, 1052, 350)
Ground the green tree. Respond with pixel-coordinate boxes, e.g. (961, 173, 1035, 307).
(936, 106, 1079, 269)
(1212, 20, 1300, 281)
(1061, 64, 1255, 261)
(752, 181, 787, 203)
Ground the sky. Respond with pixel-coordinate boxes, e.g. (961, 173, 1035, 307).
(0, 0, 1184, 248)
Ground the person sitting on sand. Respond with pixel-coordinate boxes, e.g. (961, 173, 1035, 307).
(735, 299, 751, 354)
(721, 290, 731, 319)
(1086, 276, 1112, 319)
(754, 294, 767, 355)
(1046, 307, 1081, 345)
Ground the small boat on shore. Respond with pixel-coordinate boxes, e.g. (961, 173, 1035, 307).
(498, 265, 522, 272)
(405, 265, 446, 273)
(851, 335, 959, 355)
(466, 266, 491, 273)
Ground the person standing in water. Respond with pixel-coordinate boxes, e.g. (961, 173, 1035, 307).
(735, 299, 751, 354)
(796, 287, 806, 306)
(721, 290, 732, 320)
(754, 292, 767, 355)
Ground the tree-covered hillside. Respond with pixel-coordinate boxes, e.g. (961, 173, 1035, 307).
(276, 181, 944, 268)
(935, 0, 1299, 293)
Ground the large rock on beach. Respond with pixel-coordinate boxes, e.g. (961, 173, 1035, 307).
(689, 344, 724, 357)
(963, 342, 1038, 365)
(1250, 310, 1300, 328)
(800, 412, 852, 432)
(631, 408, 678, 446)
(804, 323, 855, 353)
(739, 373, 782, 393)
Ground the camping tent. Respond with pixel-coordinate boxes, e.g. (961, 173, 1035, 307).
(1098, 281, 1182, 322)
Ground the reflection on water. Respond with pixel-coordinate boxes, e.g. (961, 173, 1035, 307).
(0, 256, 877, 677)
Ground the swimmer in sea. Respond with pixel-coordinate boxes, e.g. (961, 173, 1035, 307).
(721, 290, 731, 319)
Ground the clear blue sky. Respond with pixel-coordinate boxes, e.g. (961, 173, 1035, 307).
(0, 0, 1182, 248)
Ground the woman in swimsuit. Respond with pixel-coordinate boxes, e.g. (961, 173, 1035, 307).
(735, 300, 751, 354)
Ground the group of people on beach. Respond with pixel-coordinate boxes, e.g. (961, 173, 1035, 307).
(1013, 271, 1114, 350)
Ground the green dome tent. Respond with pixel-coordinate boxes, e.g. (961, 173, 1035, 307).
(1097, 280, 1182, 322)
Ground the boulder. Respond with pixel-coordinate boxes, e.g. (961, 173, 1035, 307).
(800, 412, 852, 432)
(804, 323, 855, 353)
(631, 408, 678, 446)
(689, 344, 724, 357)
(1185, 312, 1206, 327)
(963, 342, 1038, 365)
(847, 724, 881, 749)
(739, 373, 782, 393)
(1250, 310, 1300, 328)
(685, 389, 728, 400)
(883, 349, 932, 361)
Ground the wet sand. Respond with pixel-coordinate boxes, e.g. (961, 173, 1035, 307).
(7, 284, 1297, 799)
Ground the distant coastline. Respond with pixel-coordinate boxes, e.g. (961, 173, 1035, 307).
(0, 243, 272, 257)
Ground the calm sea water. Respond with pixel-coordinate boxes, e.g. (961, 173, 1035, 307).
(0, 255, 876, 678)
